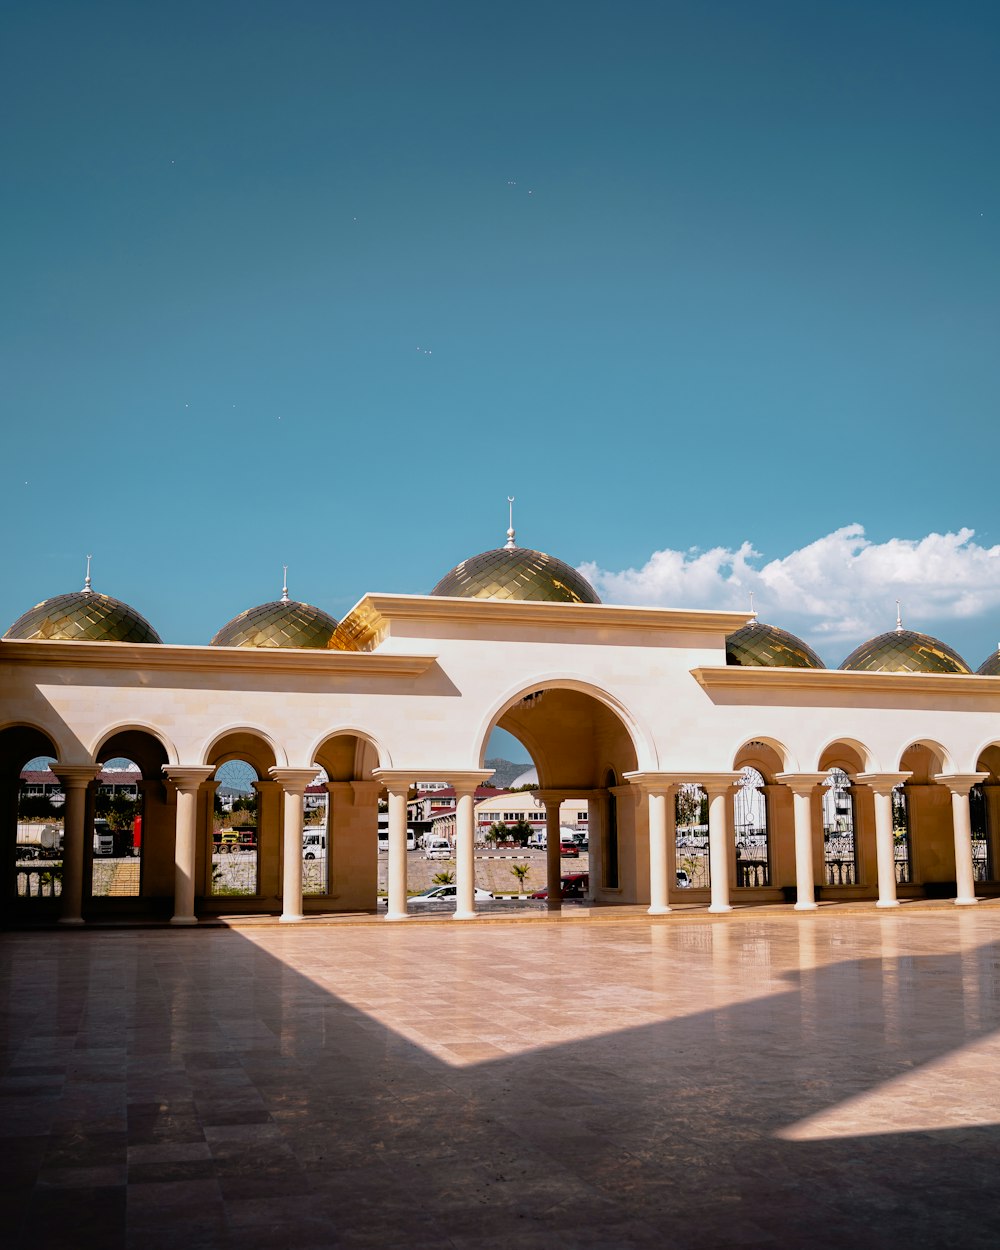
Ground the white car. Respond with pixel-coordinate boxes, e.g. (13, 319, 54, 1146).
(408, 885, 494, 905)
(424, 840, 452, 860)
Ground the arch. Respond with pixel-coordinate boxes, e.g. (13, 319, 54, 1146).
(473, 674, 655, 775)
(0, 720, 70, 772)
(815, 737, 878, 774)
(732, 736, 798, 777)
(90, 723, 178, 772)
(897, 739, 954, 778)
(972, 739, 1000, 778)
(307, 726, 392, 778)
(199, 725, 286, 772)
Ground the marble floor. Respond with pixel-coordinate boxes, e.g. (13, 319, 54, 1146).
(2, 909, 1000, 1249)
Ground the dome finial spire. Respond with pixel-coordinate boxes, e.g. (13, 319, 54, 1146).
(896, 600, 903, 633)
(748, 590, 758, 623)
(281, 565, 289, 603)
(505, 496, 517, 550)
(83, 554, 93, 594)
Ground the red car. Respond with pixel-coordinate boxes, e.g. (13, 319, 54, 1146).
(529, 872, 589, 900)
(559, 840, 580, 858)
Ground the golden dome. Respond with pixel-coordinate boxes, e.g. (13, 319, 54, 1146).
(839, 628, 970, 674)
(4, 588, 161, 644)
(431, 509, 601, 606)
(977, 647, 1000, 676)
(211, 598, 338, 649)
(726, 620, 824, 669)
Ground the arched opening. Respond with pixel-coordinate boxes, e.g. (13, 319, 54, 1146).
(212, 760, 260, 897)
(676, 784, 708, 889)
(972, 744, 1000, 884)
(483, 684, 640, 903)
(7, 731, 61, 908)
(312, 732, 382, 912)
(822, 768, 858, 886)
(892, 784, 912, 884)
(734, 766, 770, 888)
(204, 732, 278, 910)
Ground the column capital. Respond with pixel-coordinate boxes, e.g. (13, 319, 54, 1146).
(699, 773, 742, 797)
(268, 766, 319, 794)
(776, 772, 829, 796)
(50, 764, 101, 789)
(372, 768, 494, 790)
(533, 789, 569, 806)
(934, 772, 989, 796)
(622, 771, 679, 796)
(161, 765, 216, 792)
(855, 772, 912, 796)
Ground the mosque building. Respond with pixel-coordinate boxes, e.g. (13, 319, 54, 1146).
(3, 517, 1000, 927)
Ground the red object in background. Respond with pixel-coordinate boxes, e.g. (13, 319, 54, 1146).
(132, 815, 142, 851)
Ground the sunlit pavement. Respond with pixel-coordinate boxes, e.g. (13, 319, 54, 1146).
(3, 908, 1000, 1249)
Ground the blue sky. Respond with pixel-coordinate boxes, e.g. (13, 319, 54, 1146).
(4, 1, 1000, 682)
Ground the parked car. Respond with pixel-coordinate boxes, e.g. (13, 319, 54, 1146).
(559, 840, 580, 858)
(676, 869, 692, 888)
(529, 872, 589, 900)
(408, 885, 494, 905)
(424, 839, 452, 860)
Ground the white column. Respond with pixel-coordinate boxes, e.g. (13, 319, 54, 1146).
(539, 792, 564, 911)
(705, 781, 734, 913)
(385, 785, 410, 920)
(453, 784, 477, 920)
(270, 768, 318, 923)
(163, 766, 215, 925)
(935, 774, 989, 906)
(777, 774, 826, 911)
(857, 773, 910, 908)
(51, 765, 100, 926)
(647, 788, 673, 915)
(872, 788, 898, 908)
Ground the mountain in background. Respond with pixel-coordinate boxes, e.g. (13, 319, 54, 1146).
(485, 757, 535, 789)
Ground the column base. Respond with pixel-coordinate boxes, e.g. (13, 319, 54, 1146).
(546, 900, 562, 912)
(58, 916, 85, 926)
(954, 897, 979, 906)
(169, 915, 198, 926)
(384, 911, 410, 921)
(453, 910, 478, 921)
(708, 904, 733, 913)
(793, 901, 818, 911)
(647, 905, 672, 916)
(875, 899, 900, 909)
(279, 913, 304, 924)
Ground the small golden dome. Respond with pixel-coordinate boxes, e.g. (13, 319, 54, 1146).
(432, 546, 600, 604)
(211, 599, 338, 649)
(839, 629, 970, 674)
(726, 620, 824, 669)
(977, 647, 1000, 676)
(4, 589, 162, 644)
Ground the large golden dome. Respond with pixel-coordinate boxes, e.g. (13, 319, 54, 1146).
(431, 511, 600, 605)
(726, 620, 824, 669)
(4, 571, 161, 644)
(839, 625, 969, 674)
(211, 579, 338, 649)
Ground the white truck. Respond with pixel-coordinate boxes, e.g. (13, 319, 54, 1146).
(303, 829, 327, 859)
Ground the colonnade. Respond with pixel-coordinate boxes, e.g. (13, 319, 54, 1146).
(626, 769, 987, 917)
(38, 760, 993, 925)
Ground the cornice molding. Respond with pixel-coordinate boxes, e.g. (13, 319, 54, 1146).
(340, 593, 745, 648)
(0, 638, 437, 678)
(692, 665, 1000, 697)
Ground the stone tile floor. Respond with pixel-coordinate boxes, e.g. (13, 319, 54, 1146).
(2, 908, 1000, 1248)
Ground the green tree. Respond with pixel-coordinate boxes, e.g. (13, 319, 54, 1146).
(510, 862, 531, 889)
(508, 819, 534, 848)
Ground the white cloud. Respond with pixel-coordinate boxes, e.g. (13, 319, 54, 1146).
(579, 525, 1000, 659)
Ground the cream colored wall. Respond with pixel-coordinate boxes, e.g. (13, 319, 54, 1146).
(6, 595, 1000, 911)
